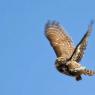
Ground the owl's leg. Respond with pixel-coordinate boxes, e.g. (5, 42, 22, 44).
(72, 66, 86, 72)
(75, 75, 82, 81)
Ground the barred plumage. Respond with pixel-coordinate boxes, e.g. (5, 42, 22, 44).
(45, 20, 95, 81)
(83, 69, 95, 76)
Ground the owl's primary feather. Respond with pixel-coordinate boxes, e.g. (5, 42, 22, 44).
(70, 20, 94, 62)
(45, 21, 74, 60)
(45, 20, 95, 81)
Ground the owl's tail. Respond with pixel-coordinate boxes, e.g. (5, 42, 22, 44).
(83, 69, 95, 76)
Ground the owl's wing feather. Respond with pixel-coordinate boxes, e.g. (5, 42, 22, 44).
(45, 21, 74, 60)
(70, 21, 94, 62)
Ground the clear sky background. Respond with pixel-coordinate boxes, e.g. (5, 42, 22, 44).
(0, 0, 95, 95)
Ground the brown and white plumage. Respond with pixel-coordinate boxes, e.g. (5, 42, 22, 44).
(45, 21, 74, 60)
(45, 20, 95, 81)
(70, 21, 94, 62)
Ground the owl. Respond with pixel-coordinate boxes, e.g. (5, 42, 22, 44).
(45, 20, 95, 81)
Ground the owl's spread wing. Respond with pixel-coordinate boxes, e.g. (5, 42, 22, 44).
(45, 21, 74, 60)
(70, 21, 94, 62)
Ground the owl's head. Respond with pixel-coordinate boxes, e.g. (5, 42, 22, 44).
(55, 57, 67, 66)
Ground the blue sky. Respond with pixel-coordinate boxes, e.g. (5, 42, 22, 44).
(0, 0, 95, 95)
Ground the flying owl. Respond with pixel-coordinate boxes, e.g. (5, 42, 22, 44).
(45, 20, 95, 81)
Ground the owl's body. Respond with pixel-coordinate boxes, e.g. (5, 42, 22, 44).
(45, 21, 95, 81)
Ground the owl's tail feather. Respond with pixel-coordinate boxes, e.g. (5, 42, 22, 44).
(83, 69, 95, 76)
